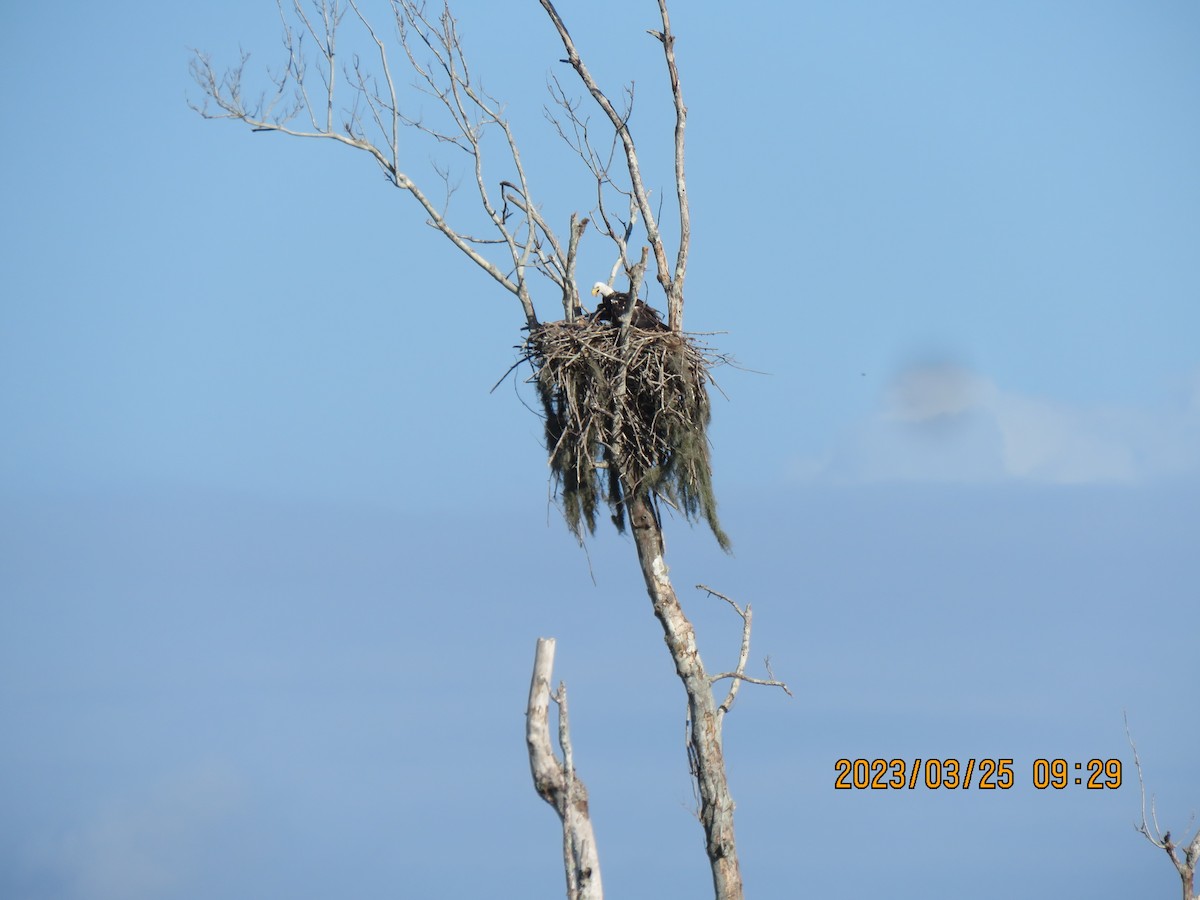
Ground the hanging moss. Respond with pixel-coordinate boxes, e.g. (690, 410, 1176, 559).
(524, 319, 730, 551)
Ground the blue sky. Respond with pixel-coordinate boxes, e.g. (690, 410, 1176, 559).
(2, 1, 1197, 898)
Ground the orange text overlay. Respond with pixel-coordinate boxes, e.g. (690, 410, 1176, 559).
(833, 758, 1123, 790)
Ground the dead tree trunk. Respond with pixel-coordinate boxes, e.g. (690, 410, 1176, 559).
(527, 638, 603, 900)
(628, 491, 741, 899)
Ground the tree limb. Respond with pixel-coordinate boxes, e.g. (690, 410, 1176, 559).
(647, 0, 688, 331)
(190, 0, 544, 327)
(696, 584, 793, 718)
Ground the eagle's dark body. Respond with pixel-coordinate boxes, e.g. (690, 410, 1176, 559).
(590, 282, 666, 329)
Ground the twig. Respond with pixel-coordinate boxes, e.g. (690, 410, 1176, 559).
(697, 584, 792, 718)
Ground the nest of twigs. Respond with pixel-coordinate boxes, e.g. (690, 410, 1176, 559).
(521, 318, 730, 551)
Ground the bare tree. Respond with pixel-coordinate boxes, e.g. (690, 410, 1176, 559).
(191, 3, 788, 898)
(1127, 714, 1200, 900)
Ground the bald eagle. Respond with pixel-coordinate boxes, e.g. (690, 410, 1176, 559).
(590, 282, 666, 330)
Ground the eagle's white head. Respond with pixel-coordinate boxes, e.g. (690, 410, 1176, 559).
(592, 281, 614, 298)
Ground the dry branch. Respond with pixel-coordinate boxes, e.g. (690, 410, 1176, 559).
(190, 0, 544, 326)
(539, 0, 690, 329)
(696, 584, 793, 718)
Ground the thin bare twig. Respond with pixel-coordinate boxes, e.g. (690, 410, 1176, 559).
(697, 584, 793, 718)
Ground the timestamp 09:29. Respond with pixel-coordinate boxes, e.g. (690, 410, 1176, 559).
(833, 758, 1123, 791)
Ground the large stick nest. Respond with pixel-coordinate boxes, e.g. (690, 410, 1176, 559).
(522, 319, 730, 551)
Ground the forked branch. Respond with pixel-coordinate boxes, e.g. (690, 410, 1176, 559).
(696, 584, 793, 718)
(538, 0, 690, 330)
(190, 0, 546, 326)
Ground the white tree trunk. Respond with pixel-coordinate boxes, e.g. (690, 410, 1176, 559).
(526, 638, 603, 900)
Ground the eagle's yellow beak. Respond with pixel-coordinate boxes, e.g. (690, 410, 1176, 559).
(591, 284, 602, 296)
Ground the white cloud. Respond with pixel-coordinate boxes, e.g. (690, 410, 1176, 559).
(988, 390, 1138, 482)
(799, 364, 1200, 485)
